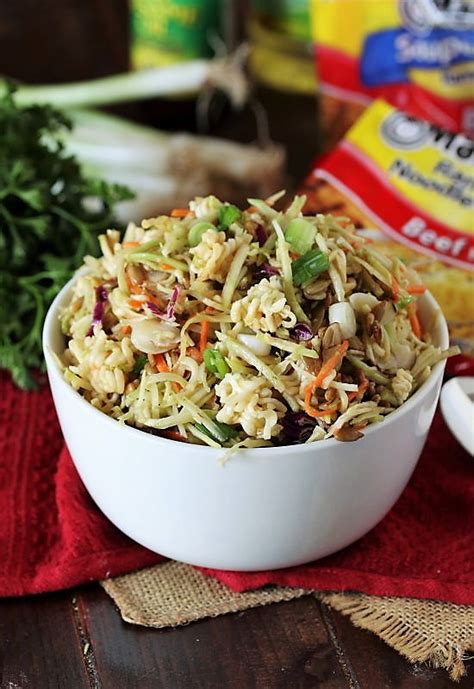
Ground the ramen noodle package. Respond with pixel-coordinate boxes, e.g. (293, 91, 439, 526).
(312, 0, 474, 151)
(300, 99, 474, 355)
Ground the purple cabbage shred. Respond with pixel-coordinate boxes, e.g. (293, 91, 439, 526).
(292, 322, 313, 341)
(166, 287, 180, 320)
(87, 285, 108, 336)
(255, 263, 280, 281)
(280, 411, 317, 444)
(255, 224, 267, 247)
(146, 301, 165, 318)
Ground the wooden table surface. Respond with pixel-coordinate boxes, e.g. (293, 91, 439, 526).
(1, 3, 472, 687)
(1, 587, 473, 689)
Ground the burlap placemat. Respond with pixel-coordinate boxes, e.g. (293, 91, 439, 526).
(101, 561, 310, 626)
(323, 592, 474, 681)
(102, 562, 474, 681)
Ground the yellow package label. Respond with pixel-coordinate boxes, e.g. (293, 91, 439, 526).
(346, 100, 473, 236)
(312, 0, 474, 135)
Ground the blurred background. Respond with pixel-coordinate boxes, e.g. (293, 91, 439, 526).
(0, 0, 319, 186)
(1, 0, 472, 390)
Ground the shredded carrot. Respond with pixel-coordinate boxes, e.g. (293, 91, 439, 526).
(125, 273, 146, 297)
(314, 340, 349, 389)
(187, 346, 203, 362)
(128, 299, 143, 310)
(358, 374, 369, 395)
(391, 275, 400, 302)
(305, 368, 366, 418)
(247, 205, 257, 213)
(154, 353, 169, 373)
(347, 374, 369, 402)
(304, 380, 339, 418)
(154, 353, 180, 391)
(128, 282, 164, 308)
(199, 320, 209, 353)
(171, 208, 195, 218)
(123, 241, 140, 249)
(407, 284, 426, 295)
(161, 264, 173, 271)
(307, 404, 339, 418)
(205, 306, 215, 314)
(304, 340, 350, 417)
(408, 302, 422, 339)
(160, 430, 186, 442)
(121, 325, 132, 335)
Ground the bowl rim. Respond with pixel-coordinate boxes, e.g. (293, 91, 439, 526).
(43, 270, 449, 458)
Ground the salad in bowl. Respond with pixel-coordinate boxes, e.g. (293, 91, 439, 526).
(44, 193, 455, 569)
(57, 192, 455, 455)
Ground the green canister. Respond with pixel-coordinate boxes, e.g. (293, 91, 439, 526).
(131, 0, 221, 68)
(248, 0, 317, 95)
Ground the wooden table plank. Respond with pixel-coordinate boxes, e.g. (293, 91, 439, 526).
(77, 588, 350, 689)
(0, 0, 129, 84)
(319, 601, 474, 689)
(0, 591, 90, 689)
(74, 588, 474, 689)
(2, 588, 472, 689)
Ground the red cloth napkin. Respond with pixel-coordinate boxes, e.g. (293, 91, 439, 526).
(1, 373, 473, 603)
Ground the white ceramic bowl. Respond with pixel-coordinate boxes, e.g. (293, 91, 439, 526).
(43, 276, 449, 571)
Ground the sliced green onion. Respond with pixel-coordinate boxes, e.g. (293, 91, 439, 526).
(133, 355, 147, 376)
(397, 295, 414, 310)
(285, 218, 316, 255)
(291, 250, 329, 286)
(188, 221, 216, 247)
(218, 204, 241, 230)
(188, 425, 222, 448)
(9, 60, 222, 109)
(203, 348, 230, 379)
(194, 420, 239, 444)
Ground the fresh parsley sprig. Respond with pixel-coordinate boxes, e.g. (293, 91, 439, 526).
(0, 85, 133, 389)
